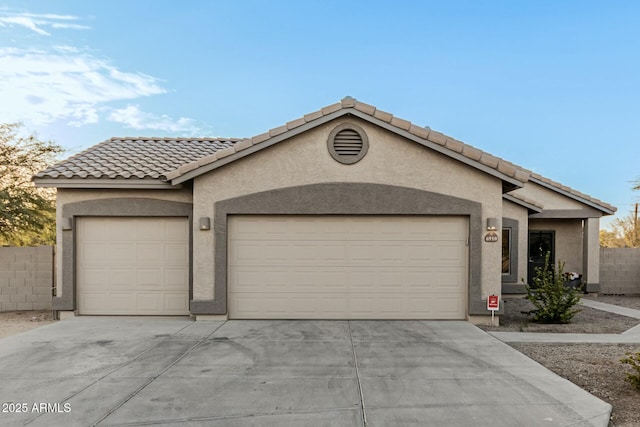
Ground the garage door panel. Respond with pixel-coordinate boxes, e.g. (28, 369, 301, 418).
(136, 221, 164, 241)
(107, 243, 136, 264)
(80, 243, 107, 265)
(164, 243, 189, 265)
(77, 217, 189, 315)
(135, 268, 161, 287)
(136, 293, 164, 312)
(81, 293, 137, 314)
(164, 268, 190, 290)
(164, 293, 190, 312)
(80, 268, 109, 289)
(229, 216, 467, 320)
(230, 292, 465, 320)
(232, 269, 351, 293)
(136, 244, 164, 263)
(109, 269, 137, 289)
(164, 223, 189, 241)
(231, 294, 350, 318)
(82, 221, 109, 240)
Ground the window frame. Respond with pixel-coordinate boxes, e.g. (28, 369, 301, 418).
(501, 218, 519, 284)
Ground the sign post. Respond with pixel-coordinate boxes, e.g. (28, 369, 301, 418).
(487, 295, 499, 325)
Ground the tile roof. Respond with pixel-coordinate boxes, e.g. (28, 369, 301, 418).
(163, 97, 530, 185)
(35, 137, 238, 180)
(528, 172, 616, 214)
(503, 192, 543, 212)
(33, 97, 615, 214)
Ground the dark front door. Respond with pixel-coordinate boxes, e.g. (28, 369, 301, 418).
(528, 231, 554, 284)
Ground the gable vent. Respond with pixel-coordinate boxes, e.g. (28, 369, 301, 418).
(334, 129, 363, 156)
(327, 123, 369, 165)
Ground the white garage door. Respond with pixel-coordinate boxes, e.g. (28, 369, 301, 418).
(228, 215, 468, 319)
(77, 217, 189, 315)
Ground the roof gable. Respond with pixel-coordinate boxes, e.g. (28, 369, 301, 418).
(523, 172, 617, 215)
(165, 97, 529, 192)
(33, 96, 615, 215)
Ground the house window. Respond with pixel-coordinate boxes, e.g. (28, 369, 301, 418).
(502, 228, 511, 275)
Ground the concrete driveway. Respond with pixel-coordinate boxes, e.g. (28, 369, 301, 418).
(0, 318, 610, 427)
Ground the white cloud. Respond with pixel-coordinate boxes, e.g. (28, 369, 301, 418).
(0, 9, 205, 134)
(0, 46, 168, 126)
(108, 105, 203, 134)
(0, 11, 90, 35)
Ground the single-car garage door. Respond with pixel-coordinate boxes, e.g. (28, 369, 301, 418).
(77, 217, 189, 315)
(228, 215, 468, 319)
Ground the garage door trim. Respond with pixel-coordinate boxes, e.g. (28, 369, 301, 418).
(55, 198, 193, 312)
(202, 182, 483, 316)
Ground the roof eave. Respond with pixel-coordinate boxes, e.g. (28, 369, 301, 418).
(528, 176, 616, 215)
(170, 107, 526, 190)
(502, 193, 543, 214)
(34, 178, 180, 189)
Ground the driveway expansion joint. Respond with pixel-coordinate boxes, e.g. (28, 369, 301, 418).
(348, 320, 367, 427)
(91, 320, 227, 426)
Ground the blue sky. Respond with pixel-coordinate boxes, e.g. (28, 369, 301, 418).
(1, 1, 639, 227)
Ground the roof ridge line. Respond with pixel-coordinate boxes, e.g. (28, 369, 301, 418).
(165, 96, 531, 185)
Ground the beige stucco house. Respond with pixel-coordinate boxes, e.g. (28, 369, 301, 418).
(34, 97, 615, 324)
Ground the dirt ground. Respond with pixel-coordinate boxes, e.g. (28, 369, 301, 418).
(0, 310, 56, 339)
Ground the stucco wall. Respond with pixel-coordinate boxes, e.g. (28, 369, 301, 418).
(502, 200, 528, 283)
(529, 218, 583, 274)
(193, 117, 504, 303)
(512, 182, 587, 210)
(55, 188, 193, 297)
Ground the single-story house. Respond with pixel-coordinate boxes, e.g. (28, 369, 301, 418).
(34, 97, 616, 324)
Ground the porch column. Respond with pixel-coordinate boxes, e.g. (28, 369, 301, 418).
(582, 217, 600, 293)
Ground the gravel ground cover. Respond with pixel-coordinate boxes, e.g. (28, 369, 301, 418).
(479, 297, 640, 333)
(479, 295, 640, 426)
(514, 343, 640, 427)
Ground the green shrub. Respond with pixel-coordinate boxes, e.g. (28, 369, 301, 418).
(620, 351, 640, 391)
(523, 252, 581, 323)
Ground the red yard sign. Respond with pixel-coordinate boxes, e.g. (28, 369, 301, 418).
(487, 295, 499, 311)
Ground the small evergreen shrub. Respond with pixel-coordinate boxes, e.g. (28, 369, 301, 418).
(523, 252, 582, 323)
(620, 351, 640, 391)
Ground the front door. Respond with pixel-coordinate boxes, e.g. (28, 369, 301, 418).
(528, 231, 554, 284)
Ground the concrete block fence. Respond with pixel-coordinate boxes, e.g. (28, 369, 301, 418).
(600, 248, 640, 295)
(0, 246, 53, 311)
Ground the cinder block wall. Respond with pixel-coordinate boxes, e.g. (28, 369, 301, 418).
(600, 248, 640, 295)
(0, 246, 53, 311)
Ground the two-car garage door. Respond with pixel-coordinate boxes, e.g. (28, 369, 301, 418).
(228, 216, 468, 319)
(76, 217, 189, 315)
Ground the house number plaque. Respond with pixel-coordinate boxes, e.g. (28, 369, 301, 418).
(484, 231, 498, 242)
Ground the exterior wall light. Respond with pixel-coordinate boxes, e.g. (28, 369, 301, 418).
(61, 217, 72, 231)
(199, 217, 211, 231)
(485, 218, 498, 242)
